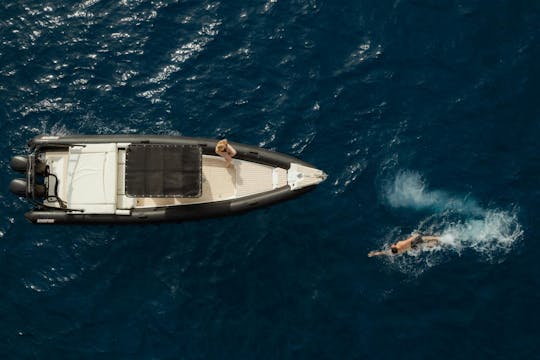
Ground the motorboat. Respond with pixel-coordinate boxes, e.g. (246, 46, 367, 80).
(9, 135, 327, 224)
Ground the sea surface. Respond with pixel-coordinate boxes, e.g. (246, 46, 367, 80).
(1, 0, 539, 358)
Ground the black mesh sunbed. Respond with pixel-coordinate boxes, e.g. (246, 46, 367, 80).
(125, 144, 202, 198)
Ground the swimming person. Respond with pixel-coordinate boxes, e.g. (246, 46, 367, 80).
(368, 233, 440, 257)
(215, 139, 237, 167)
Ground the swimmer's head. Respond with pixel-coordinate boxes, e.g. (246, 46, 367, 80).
(391, 245, 398, 254)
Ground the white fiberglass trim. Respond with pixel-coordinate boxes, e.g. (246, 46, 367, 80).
(287, 163, 327, 190)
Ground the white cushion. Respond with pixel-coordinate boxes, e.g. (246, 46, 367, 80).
(66, 144, 117, 214)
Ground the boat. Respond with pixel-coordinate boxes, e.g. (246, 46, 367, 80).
(9, 135, 327, 224)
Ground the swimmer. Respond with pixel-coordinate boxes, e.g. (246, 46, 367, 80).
(368, 233, 440, 257)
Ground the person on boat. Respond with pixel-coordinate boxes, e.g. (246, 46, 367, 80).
(215, 139, 237, 167)
(368, 233, 440, 257)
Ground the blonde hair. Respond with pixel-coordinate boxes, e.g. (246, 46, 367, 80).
(216, 139, 228, 152)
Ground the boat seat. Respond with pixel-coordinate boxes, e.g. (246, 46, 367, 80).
(66, 144, 117, 214)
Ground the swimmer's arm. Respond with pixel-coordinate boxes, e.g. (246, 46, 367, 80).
(368, 250, 392, 257)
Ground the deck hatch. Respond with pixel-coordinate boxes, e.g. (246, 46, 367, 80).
(125, 144, 202, 198)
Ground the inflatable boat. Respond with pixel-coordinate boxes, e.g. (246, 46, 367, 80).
(9, 135, 327, 224)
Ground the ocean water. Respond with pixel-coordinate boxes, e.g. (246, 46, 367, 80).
(1, 0, 539, 358)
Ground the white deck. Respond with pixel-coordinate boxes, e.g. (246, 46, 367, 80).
(44, 144, 117, 214)
(43, 145, 300, 212)
(132, 155, 288, 208)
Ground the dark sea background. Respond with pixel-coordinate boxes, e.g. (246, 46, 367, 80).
(1, 0, 539, 358)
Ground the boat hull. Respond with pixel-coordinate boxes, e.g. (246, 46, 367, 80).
(25, 185, 315, 224)
(17, 135, 324, 224)
(28, 135, 312, 169)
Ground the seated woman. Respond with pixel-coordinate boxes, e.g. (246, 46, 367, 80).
(215, 139, 237, 167)
(368, 233, 440, 257)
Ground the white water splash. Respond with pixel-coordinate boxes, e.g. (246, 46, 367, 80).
(439, 210, 522, 257)
(384, 170, 522, 261)
(385, 170, 484, 216)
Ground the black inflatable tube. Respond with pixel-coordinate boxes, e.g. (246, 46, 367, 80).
(23, 135, 321, 224)
(29, 135, 314, 169)
(25, 185, 315, 224)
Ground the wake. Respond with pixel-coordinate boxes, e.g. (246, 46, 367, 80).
(386, 171, 484, 216)
(384, 171, 522, 260)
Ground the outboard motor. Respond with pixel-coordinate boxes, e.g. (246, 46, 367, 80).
(9, 179, 45, 198)
(10, 156, 28, 173)
(9, 178, 28, 197)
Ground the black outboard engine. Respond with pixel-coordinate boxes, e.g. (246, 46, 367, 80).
(9, 179, 45, 198)
(10, 155, 28, 173)
(10, 178, 28, 197)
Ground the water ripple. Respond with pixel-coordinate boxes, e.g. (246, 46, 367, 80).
(1, 1, 538, 357)
(143, 17, 222, 97)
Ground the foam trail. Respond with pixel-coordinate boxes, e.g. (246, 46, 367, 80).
(385, 171, 484, 216)
(439, 210, 522, 257)
(384, 170, 522, 262)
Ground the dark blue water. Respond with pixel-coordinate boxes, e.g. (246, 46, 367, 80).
(1, 0, 539, 358)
